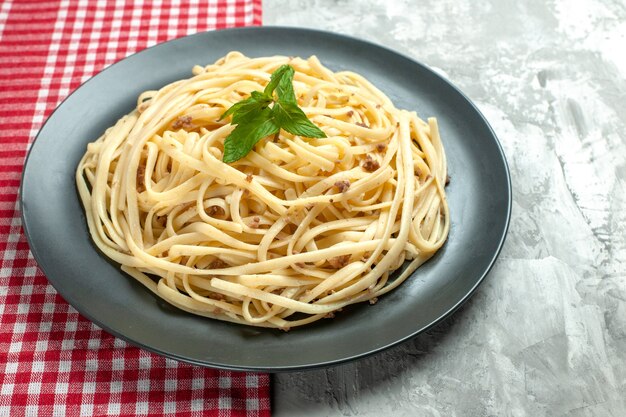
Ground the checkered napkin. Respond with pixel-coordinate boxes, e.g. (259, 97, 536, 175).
(0, 1, 270, 416)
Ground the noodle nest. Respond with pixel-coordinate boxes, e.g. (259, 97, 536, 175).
(76, 52, 450, 330)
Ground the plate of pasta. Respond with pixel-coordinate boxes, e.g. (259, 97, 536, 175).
(21, 27, 511, 371)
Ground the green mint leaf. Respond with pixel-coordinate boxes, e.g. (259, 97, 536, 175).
(272, 101, 326, 138)
(221, 65, 325, 162)
(222, 108, 280, 163)
(219, 98, 249, 121)
(276, 67, 296, 104)
(230, 95, 272, 125)
(263, 64, 293, 97)
(218, 92, 271, 123)
(251, 91, 269, 100)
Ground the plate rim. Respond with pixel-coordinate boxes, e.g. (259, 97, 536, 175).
(20, 26, 512, 372)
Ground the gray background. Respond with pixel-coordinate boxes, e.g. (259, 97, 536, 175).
(265, 1, 626, 416)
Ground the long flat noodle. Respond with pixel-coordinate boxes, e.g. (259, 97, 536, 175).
(76, 51, 450, 329)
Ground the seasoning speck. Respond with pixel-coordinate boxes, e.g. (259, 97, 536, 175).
(207, 205, 225, 216)
(362, 154, 380, 172)
(172, 115, 193, 130)
(334, 180, 350, 193)
(209, 259, 228, 269)
(249, 216, 260, 229)
(328, 255, 350, 269)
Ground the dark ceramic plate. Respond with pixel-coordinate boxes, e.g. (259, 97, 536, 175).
(20, 27, 511, 371)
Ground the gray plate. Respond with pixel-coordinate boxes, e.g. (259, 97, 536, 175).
(20, 27, 511, 372)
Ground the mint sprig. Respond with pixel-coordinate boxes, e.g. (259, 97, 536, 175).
(219, 65, 326, 163)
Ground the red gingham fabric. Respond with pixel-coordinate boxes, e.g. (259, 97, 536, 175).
(0, 1, 270, 416)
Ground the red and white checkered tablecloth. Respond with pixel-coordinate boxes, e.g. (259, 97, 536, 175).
(0, 1, 270, 416)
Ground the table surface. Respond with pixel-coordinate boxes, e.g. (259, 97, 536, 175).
(265, 1, 626, 416)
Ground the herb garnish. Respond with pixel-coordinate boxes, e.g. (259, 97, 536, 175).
(219, 65, 327, 163)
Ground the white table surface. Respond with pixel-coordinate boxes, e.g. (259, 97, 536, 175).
(265, 1, 626, 415)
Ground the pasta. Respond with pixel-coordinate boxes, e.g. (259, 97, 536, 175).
(76, 52, 449, 330)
